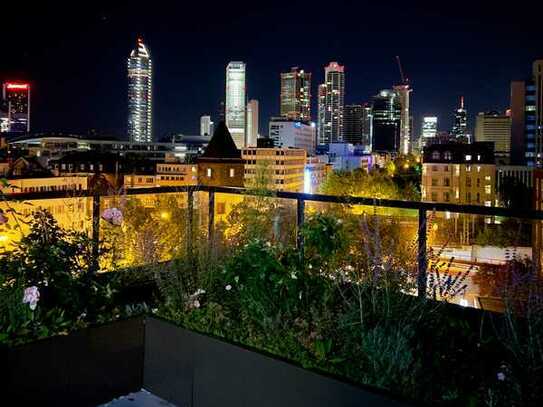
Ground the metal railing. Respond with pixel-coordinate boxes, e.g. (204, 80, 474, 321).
(3, 185, 543, 298)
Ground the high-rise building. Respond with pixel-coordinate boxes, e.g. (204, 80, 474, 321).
(318, 62, 345, 144)
(474, 111, 511, 163)
(268, 117, 316, 155)
(420, 116, 438, 148)
(200, 115, 214, 136)
(280, 67, 311, 121)
(393, 84, 412, 154)
(1, 82, 30, 133)
(511, 60, 543, 167)
(225, 61, 246, 149)
(361, 103, 373, 147)
(127, 38, 153, 143)
(343, 105, 364, 145)
(371, 90, 401, 153)
(317, 84, 326, 144)
(451, 96, 467, 140)
(246, 99, 259, 147)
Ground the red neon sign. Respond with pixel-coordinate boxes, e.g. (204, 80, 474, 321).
(6, 83, 29, 90)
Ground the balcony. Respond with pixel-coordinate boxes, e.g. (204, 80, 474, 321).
(2, 185, 543, 405)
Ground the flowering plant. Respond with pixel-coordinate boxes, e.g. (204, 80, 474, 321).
(22, 286, 40, 310)
(102, 207, 123, 226)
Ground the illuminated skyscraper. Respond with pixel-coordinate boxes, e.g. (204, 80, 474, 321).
(451, 96, 467, 140)
(127, 38, 153, 143)
(246, 99, 259, 147)
(1, 82, 30, 133)
(421, 116, 438, 146)
(200, 115, 214, 136)
(225, 61, 246, 149)
(317, 62, 345, 144)
(280, 67, 311, 121)
(393, 84, 412, 154)
(317, 84, 326, 144)
(371, 90, 401, 153)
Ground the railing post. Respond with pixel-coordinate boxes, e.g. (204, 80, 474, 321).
(208, 190, 215, 249)
(297, 197, 305, 257)
(187, 188, 194, 263)
(91, 193, 100, 273)
(417, 208, 427, 299)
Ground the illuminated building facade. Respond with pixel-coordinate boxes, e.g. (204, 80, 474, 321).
(225, 61, 246, 149)
(304, 156, 327, 194)
(318, 62, 345, 144)
(200, 115, 214, 136)
(510, 60, 543, 167)
(246, 99, 259, 147)
(474, 111, 511, 164)
(242, 145, 306, 192)
(124, 163, 198, 188)
(393, 84, 411, 154)
(317, 84, 326, 144)
(268, 117, 316, 155)
(420, 116, 438, 148)
(451, 96, 467, 140)
(128, 38, 153, 143)
(421, 142, 496, 206)
(280, 67, 311, 121)
(371, 90, 401, 153)
(1, 82, 30, 133)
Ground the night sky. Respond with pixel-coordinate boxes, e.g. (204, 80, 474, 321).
(1, 1, 542, 140)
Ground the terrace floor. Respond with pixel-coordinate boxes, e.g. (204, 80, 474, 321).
(98, 389, 178, 407)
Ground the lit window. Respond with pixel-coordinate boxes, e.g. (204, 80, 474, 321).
(484, 201, 492, 207)
(207, 168, 212, 177)
(229, 168, 235, 178)
(444, 151, 452, 160)
(432, 151, 440, 160)
(485, 176, 491, 181)
(465, 154, 472, 161)
(485, 185, 491, 194)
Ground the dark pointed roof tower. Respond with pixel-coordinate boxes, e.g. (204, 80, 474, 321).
(198, 121, 242, 162)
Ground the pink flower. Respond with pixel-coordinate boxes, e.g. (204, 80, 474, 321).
(23, 286, 40, 310)
(102, 207, 123, 226)
(0, 210, 8, 225)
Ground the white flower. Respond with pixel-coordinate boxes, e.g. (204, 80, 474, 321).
(308, 264, 313, 269)
(22, 286, 40, 310)
(337, 219, 343, 224)
(290, 272, 298, 280)
(266, 241, 271, 247)
(192, 300, 200, 309)
(225, 284, 232, 291)
(345, 265, 354, 271)
(234, 276, 239, 284)
(497, 372, 505, 381)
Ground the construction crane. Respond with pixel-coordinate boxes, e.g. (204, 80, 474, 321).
(395, 55, 409, 85)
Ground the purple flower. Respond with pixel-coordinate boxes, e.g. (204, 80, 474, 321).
(22, 286, 40, 310)
(497, 372, 506, 381)
(102, 207, 123, 226)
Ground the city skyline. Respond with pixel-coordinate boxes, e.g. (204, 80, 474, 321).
(0, 1, 542, 139)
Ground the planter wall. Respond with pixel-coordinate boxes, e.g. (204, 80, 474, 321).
(4, 317, 411, 407)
